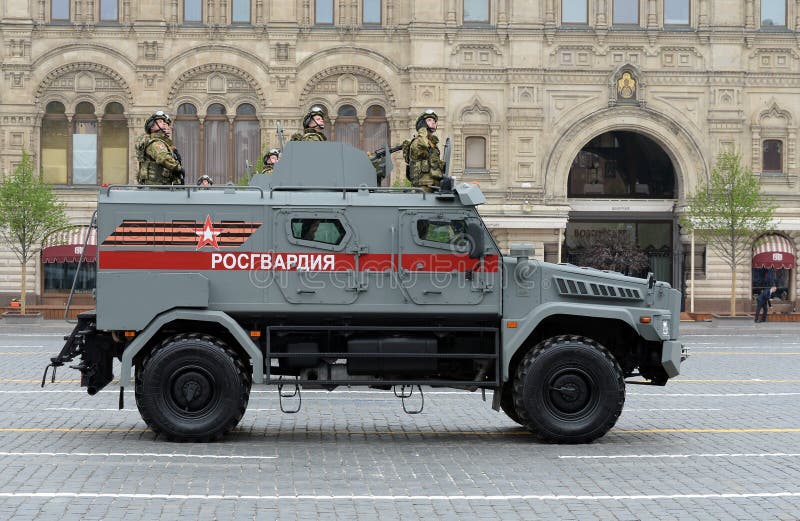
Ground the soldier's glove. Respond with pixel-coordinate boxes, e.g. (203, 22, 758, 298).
(176, 167, 186, 185)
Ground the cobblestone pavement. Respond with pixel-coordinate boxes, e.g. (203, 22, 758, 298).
(0, 321, 798, 520)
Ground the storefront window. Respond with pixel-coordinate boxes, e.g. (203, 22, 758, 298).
(173, 103, 200, 184)
(101, 102, 128, 184)
(205, 104, 229, 183)
(72, 102, 98, 185)
(41, 101, 68, 184)
(234, 103, 259, 181)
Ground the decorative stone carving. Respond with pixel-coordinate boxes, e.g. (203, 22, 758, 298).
(452, 44, 502, 68)
(299, 66, 396, 110)
(35, 63, 134, 104)
(168, 64, 266, 108)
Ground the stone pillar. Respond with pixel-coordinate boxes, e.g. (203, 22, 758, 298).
(647, 0, 657, 28)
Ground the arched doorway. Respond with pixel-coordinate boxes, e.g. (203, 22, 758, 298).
(564, 130, 679, 285)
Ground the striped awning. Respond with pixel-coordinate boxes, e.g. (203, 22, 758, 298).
(753, 234, 795, 269)
(41, 227, 97, 264)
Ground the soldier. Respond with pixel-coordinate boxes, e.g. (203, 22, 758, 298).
(261, 148, 280, 174)
(407, 109, 445, 193)
(290, 106, 327, 142)
(135, 111, 185, 185)
(196, 175, 213, 186)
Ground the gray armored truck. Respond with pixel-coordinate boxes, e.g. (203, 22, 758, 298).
(45, 142, 684, 444)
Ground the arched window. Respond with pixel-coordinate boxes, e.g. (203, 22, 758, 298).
(234, 103, 260, 181)
(173, 103, 200, 184)
(101, 102, 128, 184)
(333, 105, 359, 147)
(72, 102, 98, 184)
(363, 105, 389, 154)
(42, 102, 68, 184)
(204, 103, 229, 184)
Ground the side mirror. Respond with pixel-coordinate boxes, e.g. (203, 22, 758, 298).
(647, 272, 656, 289)
(466, 221, 485, 259)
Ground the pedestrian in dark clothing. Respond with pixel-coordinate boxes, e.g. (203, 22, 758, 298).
(755, 286, 777, 323)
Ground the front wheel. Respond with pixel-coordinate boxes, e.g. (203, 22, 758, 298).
(513, 335, 625, 443)
(135, 333, 251, 442)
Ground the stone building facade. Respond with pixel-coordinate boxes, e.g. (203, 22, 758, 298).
(1, 0, 800, 313)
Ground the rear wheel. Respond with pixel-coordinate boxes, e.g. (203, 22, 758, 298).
(513, 335, 625, 443)
(135, 333, 251, 442)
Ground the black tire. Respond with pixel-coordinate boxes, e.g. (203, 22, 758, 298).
(499, 382, 524, 426)
(135, 333, 252, 442)
(513, 335, 625, 444)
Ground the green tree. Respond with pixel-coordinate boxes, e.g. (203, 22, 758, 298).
(682, 151, 775, 316)
(0, 151, 68, 315)
(575, 233, 651, 278)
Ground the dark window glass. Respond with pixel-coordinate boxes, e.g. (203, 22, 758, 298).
(44, 262, 97, 293)
(232, 0, 250, 23)
(177, 103, 198, 116)
(316, 0, 334, 23)
(464, 0, 489, 22)
(762, 0, 786, 26)
(613, 0, 639, 24)
(104, 102, 124, 115)
(363, 0, 381, 24)
(465, 136, 486, 170)
(567, 131, 676, 198)
(334, 105, 359, 148)
(46, 101, 66, 114)
(236, 103, 256, 115)
(52, 0, 70, 20)
(417, 219, 467, 244)
(562, 0, 587, 23)
(207, 103, 227, 115)
(366, 105, 385, 117)
(75, 102, 95, 115)
(173, 111, 200, 185)
(234, 119, 259, 182)
(100, 0, 118, 21)
(763, 140, 783, 172)
(664, 0, 689, 24)
(291, 219, 346, 245)
(185, 0, 202, 22)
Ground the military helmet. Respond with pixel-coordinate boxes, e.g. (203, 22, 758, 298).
(144, 111, 172, 134)
(263, 148, 280, 163)
(415, 109, 438, 131)
(196, 174, 213, 186)
(302, 106, 326, 129)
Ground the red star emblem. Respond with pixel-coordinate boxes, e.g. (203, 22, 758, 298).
(195, 215, 222, 249)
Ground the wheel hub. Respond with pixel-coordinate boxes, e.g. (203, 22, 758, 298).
(171, 369, 214, 412)
(548, 372, 591, 414)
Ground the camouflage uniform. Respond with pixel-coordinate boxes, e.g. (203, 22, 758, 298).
(408, 128, 445, 193)
(135, 131, 183, 185)
(290, 128, 327, 142)
(261, 163, 274, 174)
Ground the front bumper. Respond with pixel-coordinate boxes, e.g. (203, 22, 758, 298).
(661, 340, 686, 378)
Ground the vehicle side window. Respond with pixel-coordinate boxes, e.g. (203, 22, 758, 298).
(291, 218, 346, 245)
(416, 219, 467, 244)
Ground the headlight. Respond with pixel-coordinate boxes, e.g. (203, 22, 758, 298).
(661, 319, 671, 338)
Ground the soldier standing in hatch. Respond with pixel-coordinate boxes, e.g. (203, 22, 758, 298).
(261, 148, 280, 174)
(135, 111, 185, 185)
(407, 109, 445, 193)
(290, 106, 327, 142)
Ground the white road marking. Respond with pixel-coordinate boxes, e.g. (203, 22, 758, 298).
(0, 452, 276, 460)
(0, 492, 797, 501)
(560, 453, 800, 460)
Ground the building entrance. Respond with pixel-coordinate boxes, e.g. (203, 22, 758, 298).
(565, 131, 679, 286)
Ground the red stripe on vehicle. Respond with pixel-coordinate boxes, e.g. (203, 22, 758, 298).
(98, 251, 499, 272)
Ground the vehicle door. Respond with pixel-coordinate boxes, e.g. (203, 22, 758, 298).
(397, 209, 497, 306)
(271, 208, 362, 304)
